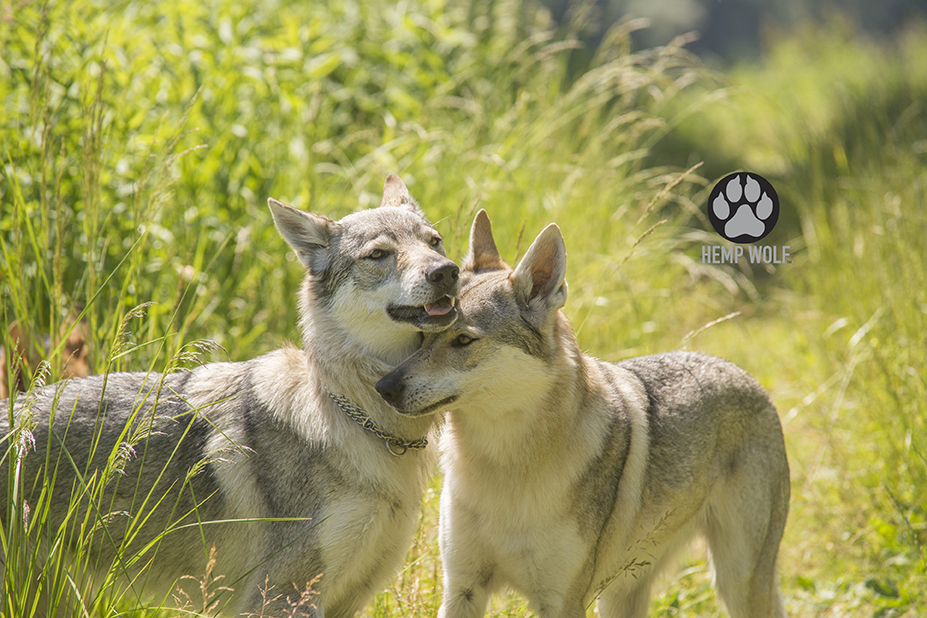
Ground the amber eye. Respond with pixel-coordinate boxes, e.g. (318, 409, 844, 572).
(430, 236, 441, 247)
(454, 334, 475, 347)
(368, 248, 387, 260)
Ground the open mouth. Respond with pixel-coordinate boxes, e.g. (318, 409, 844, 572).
(424, 295, 455, 316)
(388, 295, 458, 327)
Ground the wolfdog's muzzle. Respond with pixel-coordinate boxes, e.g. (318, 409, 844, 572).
(387, 259, 460, 330)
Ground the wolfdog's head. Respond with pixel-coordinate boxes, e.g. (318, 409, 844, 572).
(268, 174, 460, 363)
(376, 209, 571, 416)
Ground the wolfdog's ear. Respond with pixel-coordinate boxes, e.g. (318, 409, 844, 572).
(380, 174, 422, 214)
(268, 198, 333, 274)
(511, 223, 568, 319)
(464, 209, 507, 272)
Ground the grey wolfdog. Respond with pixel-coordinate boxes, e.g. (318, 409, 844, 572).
(0, 175, 459, 617)
(376, 210, 790, 618)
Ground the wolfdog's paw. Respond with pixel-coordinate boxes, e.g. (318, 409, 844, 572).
(709, 172, 778, 242)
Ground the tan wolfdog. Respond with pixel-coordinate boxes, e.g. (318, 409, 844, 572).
(1, 175, 459, 616)
(377, 210, 790, 618)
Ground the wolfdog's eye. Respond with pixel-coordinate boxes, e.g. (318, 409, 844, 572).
(454, 334, 475, 347)
(367, 248, 387, 260)
(429, 236, 441, 247)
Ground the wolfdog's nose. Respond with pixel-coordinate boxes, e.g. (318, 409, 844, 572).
(376, 374, 404, 408)
(428, 262, 460, 286)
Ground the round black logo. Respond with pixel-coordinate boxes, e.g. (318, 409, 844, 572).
(707, 172, 779, 243)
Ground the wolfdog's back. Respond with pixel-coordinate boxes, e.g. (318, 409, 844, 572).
(0, 369, 236, 606)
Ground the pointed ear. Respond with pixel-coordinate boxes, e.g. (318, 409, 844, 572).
(464, 209, 507, 272)
(511, 223, 568, 320)
(380, 173, 421, 213)
(268, 198, 333, 274)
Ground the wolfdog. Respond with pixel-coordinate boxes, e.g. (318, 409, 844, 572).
(0, 175, 459, 616)
(376, 210, 790, 618)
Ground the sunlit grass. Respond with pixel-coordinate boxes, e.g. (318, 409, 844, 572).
(2, 0, 926, 615)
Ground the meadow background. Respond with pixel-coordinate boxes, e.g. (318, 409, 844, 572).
(1, 0, 925, 615)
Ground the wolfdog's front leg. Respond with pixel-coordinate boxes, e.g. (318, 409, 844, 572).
(438, 578, 493, 618)
(437, 539, 494, 618)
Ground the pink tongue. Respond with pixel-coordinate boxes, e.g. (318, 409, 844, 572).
(425, 297, 453, 316)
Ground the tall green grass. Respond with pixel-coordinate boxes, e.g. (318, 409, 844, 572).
(1, 0, 699, 368)
(0, 334, 230, 617)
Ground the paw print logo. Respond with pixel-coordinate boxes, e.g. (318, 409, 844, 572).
(707, 172, 780, 243)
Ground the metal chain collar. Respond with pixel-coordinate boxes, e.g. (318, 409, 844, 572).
(327, 392, 427, 457)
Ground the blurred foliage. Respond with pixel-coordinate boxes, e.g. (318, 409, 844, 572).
(542, 0, 927, 63)
(653, 19, 927, 617)
(0, 0, 700, 370)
